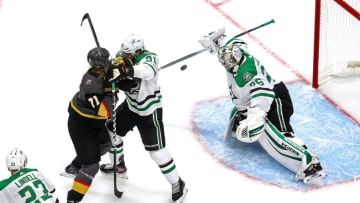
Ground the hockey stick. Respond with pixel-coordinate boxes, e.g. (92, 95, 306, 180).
(81, 13, 103, 57)
(81, 13, 123, 198)
(159, 19, 275, 70)
(111, 82, 123, 198)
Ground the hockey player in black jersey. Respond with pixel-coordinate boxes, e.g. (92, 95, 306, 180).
(64, 47, 135, 203)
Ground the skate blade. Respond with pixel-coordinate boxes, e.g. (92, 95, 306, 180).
(100, 171, 128, 179)
(304, 172, 327, 185)
(60, 172, 76, 179)
(174, 188, 188, 203)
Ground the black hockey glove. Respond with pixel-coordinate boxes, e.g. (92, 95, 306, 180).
(123, 57, 134, 77)
(106, 64, 127, 83)
(106, 56, 134, 83)
(117, 79, 138, 92)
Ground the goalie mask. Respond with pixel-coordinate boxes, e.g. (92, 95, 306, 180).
(6, 148, 27, 171)
(217, 44, 243, 72)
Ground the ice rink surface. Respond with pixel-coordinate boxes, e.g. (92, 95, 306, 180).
(0, 0, 359, 202)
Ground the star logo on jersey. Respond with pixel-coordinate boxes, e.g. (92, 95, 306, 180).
(243, 72, 252, 82)
(85, 79, 93, 85)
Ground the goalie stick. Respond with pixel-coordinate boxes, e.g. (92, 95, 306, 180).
(81, 13, 123, 198)
(159, 19, 275, 70)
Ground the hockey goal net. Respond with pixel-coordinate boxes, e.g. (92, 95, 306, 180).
(313, 0, 360, 88)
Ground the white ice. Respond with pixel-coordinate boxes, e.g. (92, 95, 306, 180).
(0, 0, 359, 202)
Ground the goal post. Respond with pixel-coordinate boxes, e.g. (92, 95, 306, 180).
(312, 0, 360, 88)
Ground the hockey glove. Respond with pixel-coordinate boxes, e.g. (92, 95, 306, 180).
(199, 36, 219, 54)
(199, 28, 225, 54)
(234, 107, 265, 143)
(107, 57, 134, 82)
(247, 106, 266, 138)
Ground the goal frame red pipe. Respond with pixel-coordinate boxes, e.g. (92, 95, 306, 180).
(312, 0, 360, 88)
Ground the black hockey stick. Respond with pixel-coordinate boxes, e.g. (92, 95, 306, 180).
(111, 83, 123, 198)
(81, 13, 103, 57)
(81, 13, 123, 198)
(159, 19, 275, 70)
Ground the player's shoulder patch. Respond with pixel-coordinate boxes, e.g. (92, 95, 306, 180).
(233, 56, 258, 87)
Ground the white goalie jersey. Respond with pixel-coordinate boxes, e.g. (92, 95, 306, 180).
(221, 38, 275, 113)
(0, 168, 56, 203)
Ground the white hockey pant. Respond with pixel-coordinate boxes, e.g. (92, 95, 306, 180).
(259, 120, 317, 180)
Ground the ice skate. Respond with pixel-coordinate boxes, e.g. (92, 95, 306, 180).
(296, 154, 327, 185)
(60, 163, 80, 179)
(303, 161, 327, 185)
(172, 177, 188, 203)
(100, 155, 128, 179)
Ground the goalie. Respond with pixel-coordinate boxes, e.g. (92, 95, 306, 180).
(198, 28, 326, 184)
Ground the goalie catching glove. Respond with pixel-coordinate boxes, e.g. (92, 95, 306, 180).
(106, 56, 134, 82)
(235, 106, 266, 143)
(198, 28, 225, 54)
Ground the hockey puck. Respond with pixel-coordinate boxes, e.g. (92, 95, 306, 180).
(180, 65, 187, 71)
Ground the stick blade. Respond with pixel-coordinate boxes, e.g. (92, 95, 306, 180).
(114, 189, 123, 198)
(81, 13, 90, 26)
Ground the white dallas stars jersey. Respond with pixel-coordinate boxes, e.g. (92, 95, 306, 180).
(221, 38, 275, 113)
(0, 168, 56, 203)
(125, 50, 162, 116)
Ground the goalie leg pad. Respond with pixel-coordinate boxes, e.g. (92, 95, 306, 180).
(149, 148, 179, 184)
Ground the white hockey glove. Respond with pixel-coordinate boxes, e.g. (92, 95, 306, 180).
(199, 28, 225, 54)
(234, 107, 266, 143)
(199, 36, 218, 54)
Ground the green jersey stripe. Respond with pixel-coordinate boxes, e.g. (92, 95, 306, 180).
(127, 96, 162, 112)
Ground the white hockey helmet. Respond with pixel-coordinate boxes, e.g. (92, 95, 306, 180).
(118, 34, 145, 58)
(6, 148, 27, 171)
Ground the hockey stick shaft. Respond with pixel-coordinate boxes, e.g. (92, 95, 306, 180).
(159, 19, 275, 70)
(234, 19, 274, 38)
(81, 13, 123, 197)
(111, 83, 123, 198)
(81, 13, 102, 57)
(160, 49, 207, 70)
